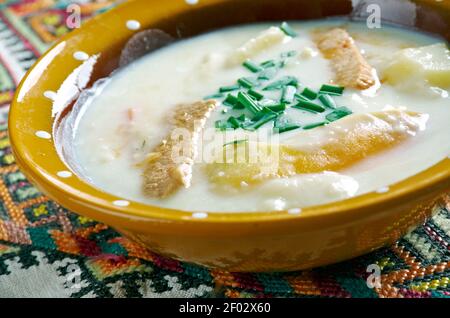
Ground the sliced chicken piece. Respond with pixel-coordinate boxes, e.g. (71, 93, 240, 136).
(142, 100, 217, 198)
(206, 110, 428, 188)
(315, 28, 376, 90)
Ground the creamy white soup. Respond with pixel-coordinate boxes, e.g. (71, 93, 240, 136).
(70, 20, 450, 212)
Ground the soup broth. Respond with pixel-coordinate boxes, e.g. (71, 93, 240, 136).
(71, 20, 450, 212)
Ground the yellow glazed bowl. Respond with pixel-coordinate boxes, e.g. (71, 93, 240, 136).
(9, 0, 450, 272)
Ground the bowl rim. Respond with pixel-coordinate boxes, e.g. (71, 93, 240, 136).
(8, 0, 450, 226)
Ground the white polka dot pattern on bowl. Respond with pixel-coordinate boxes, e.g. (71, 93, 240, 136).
(192, 212, 208, 219)
(126, 20, 141, 30)
(35, 131, 51, 139)
(186, 0, 199, 4)
(73, 51, 89, 61)
(113, 200, 130, 207)
(57, 171, 72, 178)
(43, 90, 57, 101)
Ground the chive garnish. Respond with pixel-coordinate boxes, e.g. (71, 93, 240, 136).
(215, 120, 233, 131)
(318, 94, 337, 109)
(219, 84, 240, 93)
(260, 60, 276, 69)
(266, 103, 286, 113)
(281, 85, 297, 103)
(303, 122, 327, 130)
(319, 84, 345, 96)
(227, 116, 241, 129)
(280, 21, 298, 37)
(293, 100, 326, 113)
(294, 93, 308, 101)
(236, 114, 251, 127)
(325, 107, 353, 122)
(223, 94, 238, 107)
(251, 106, 277, 122)
(238, 92, 263, 114)
(258, 66, 278, 81)
(238, 77, 259, 89)
(275, 124, 301, 134)
(243, 113, 279, 131)
(233, 102, 245, 110)
(248, 89, 264, 101)
(243, 60, 263, 73)
(300, 87, 318, 100)
(206, 32, 352, 134)
(263, 76, 298, 90)
(204, 93, 224, 100)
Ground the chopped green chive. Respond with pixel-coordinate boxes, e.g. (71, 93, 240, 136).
(219, 84, 240, 93)
(238, 77, 259, 89)
(248, 89, 264, 101)
(325, 107, 353, 122)
(223, 94, 238, 107)
(215, 120, 233, 131)
(303, 122, 327, 130)
(204, 93, 224, 100)
(258, 66, 278, 80)
(280, 21, 298, 37)
(318, 94, 337, 109)
(251, 106, 277, 121)
(293, 100, 326, 113)
(238, 92, 263, 114)
(233, 103, 245, 110)
(295, 93, 308, 101)
(243, 113, 279, 131)
(236, 114, 251, 126)
(263, 76, 298, 90)
(243, 60, 263, 73)
(281, 85, 297, 103)
(266, 103, 286, 113)
(227, 116, 241, 129)
(275, 124, 301, 134)
(319, 84, 345, 96)
(208, 41, 351, 133)
(301, 87, 318, 100)
(260, 60, 276, 68)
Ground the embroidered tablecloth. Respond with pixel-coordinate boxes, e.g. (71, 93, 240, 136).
(0, 0, 449, 298)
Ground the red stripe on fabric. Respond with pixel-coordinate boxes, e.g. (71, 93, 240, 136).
(74, 235, 101, 257)
(152, 253, 183, 273)
(232, 273, 264, 292)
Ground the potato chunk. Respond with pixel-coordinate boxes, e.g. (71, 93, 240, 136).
(205, 110, 428, 188)
(382, 43, 450, 89)
(226, 27, 287, 66)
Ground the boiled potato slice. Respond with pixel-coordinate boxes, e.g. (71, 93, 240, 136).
(205, 110, 428, 188)
(382, 43, 450, 89)
(225, 27, 287, 67)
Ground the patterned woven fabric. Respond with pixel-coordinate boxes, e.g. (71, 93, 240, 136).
(0, 0, 450, 298)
